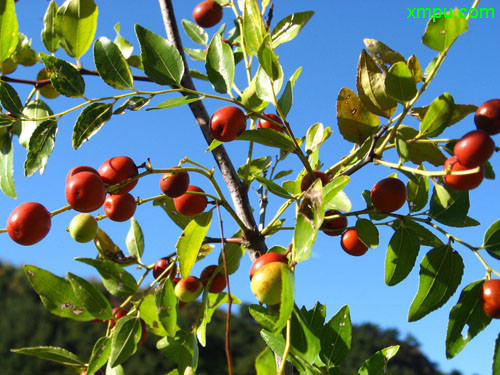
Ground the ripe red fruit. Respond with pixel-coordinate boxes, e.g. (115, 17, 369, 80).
(443, 156, 485, 191)
(138, 318, 147, 345)
(173, 185, 208, 216)
(153, 257, 177, 280)
(110, 307, 128, 329)
(300, 170, 330, 192)
(98, 156, 138, 194)
(66, 165, 98, 183)
(160, 167, 190, 198)
(104, 193, 136, 222)
(193, 0, 223, 28)
(249, 252, 288, 280)
(66, 171, 106, 212)
(480, 279, 500, 318)
(174, 276, 203, 302)
(341, 229, 368, 256)
(321, 210, 348, 236)
(453, 130, 495, 168)
(475, 99, 500, 135)
(370, 177, 407, 213)
(200, 265, 227, 293)
(7, 202, 51, 245)
(210, 106, 247, 142)
(257, 113, 284, 133)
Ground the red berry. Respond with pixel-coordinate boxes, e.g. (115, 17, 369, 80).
(454, 130, 495, 168)
(110, 307, 128, 329)
(321, 210, 348, 236)
(370, 177, 407, 213)
(138, 318, 147, 345)
(475, 99, 500, 135)
(341, 229, 368, 256)
(153, 257, 177, 280)
(160, 167, 190, 198)
(300, 170, 330, 192)
(174, 276, 203, 302)
(249, 252, 288, 280)
(210, 106, 247, 142)
(7, 202, 51, 245)
(104, 193, 136, 222)
(66, 165, 98, 184)
(173, 185, 208, 216)
(443, 156, 484, 191)
(200, 265, 227, 293)
(193, 0, 223, 28)
(65, 171, 106, 212)
(480, 279, 500, 318)
(98, 156, 138, 194)
(257, 113, 284, 133)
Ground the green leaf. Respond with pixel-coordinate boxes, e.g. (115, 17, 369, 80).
(94, 37, 133, 90)
(11, 32, 37, 67)
(182, 19, 208, 45)
(24, 265, 92, 321)
(147, 95, 202, 111)
(323, 176, 350, 209)
(242, 0, 265, 56)
(249, 304, 279, 332)
(410, 104, 477, 126)
(196, 289, 210, 347)
(135, 24, 184, 85)
(206, 34, 235, 94)
(218, 238, 244, 275)
(422, 9, 468, 52)
(255, 65, 283, 103)
(41, 1, 60, 53)
(87, 336, 111, 375)
(40, 53, 85, 97)
(19, 99, 53, 149)
(273, 267, 295, 333)
(153, 197, 190, 229)
(290, 307, 320, 363)
(0, 0, 18, 62)
(385, 227, 420, 286)
(407, 55, 423, 83)
(67, 272, 112, 320)
(320, 305, 351, 367)
(0, 130, 15, 198)
(271, 11, 314, 48)
(157, 331, 199, 373)
(305, 122, 331, 157)
(327, 191, 352, 212)
(238, 156, 272, 181)
(76, 258, 138, 298)
(418, 93, 454, 138)
(363, 39, 405, 70)
(113, 23, 133, 59)
(358, 346, 400, 375)
(356, 49, 397, 118)
(11, 346, 84, 368)
(429, 184, 471, 227)
(184, 47, 205, 61)
(237, 129, 295, 152)
(406, 173, 429, 212)
(255, 347, 277, 375)
(105, 362, 125, 375)
(156, 279, 178, 337)
(401, 220, 443, 248)
(126, 217, 144, 259)
(109, 316, 141, 368)
(408, 246, 464, 322)
(446, 280, 491, 359)
(24, 120, 57, 177)
(0, 80, 22, 116)
(254, 175, 292, 199)
(337, 87, 379, 145)
(278, 66, 301, 117)
(177, 211, 212, 279)
(258, 35, 281, 80)
(356, 218, 379, 249)
(385, 61, 417, 103)
(395, 126, 446, 167)
(72, 103, 113, 149)
(114, 96, 151, 114)
(300, 302, 327, 336)
(55, 0, 97, 58)
(138, 294, 167, 337)
(274, 169, 293, 180)
(483, 219, 500, 260)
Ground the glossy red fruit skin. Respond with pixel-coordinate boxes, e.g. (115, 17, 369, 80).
(321, 210, 348, 236)
(66, 165, 98, 183)
(66, 171, 106, 212)
(454, 130, 495, 168)
(7, 202, 51, 245)
(110, 307, 128, 329)
(98, 156, 138, 194)
(443, 156, 485, 191)
(193, 0, 223, 28)
(341, 229, 368, 256)
(174, 185, 208, 216)
(370, 177, 407, 213)
(249, 252, 288, 280)
(104, 193, 136, 222)
(200, 265, 227, 293)
(153, 257, 177, 280)
(257, 113, 284, 133)
(475, 99, 500, 135)
(160, 167, 190, 198)
(480, 279, 500, 318)
(300, 170, 330, 192)
(138, 318, 147, 345)
(210, 106, 247, 142)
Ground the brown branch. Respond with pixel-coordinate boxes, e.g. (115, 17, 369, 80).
(157, 0, 266, 262)
(78, 68, 153, 82)
(204, 236, 243, 244)
(265, 3, 274, 31)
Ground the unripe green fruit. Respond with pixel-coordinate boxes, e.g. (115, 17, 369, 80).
(36, 68, 60, 99)
(0, 58, 17, 74)
(250, 262, 288, 305)
(174, 276, 203, 302)
(69, 213, 98, 243)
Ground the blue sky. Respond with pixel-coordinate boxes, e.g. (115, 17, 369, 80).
(2, 1, 500, 374)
